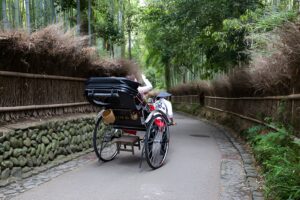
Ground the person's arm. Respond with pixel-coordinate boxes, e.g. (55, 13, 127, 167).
(138, 74, 153, 94)
(164, 100, 173, 119)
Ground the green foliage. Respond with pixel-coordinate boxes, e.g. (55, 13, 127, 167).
(54, 0, 76, 12)
(244, 124, 300, 200)
(204, 6, 298, 68)
(140, 0, 261, 87)
(139, 0, 300, 88)
(241, 7, 297, 56)
(1, 0, 140, 58)
(1, 0, 299, 86)
(143, 66, 165, 89)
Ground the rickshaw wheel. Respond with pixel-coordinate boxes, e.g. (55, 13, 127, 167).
(145, 113, 170, 169)
(93, 117, 120, 162)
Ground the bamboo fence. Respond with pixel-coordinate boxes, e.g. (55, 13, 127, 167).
(172, 94, 300, 131)
(0, 71, 97, 123)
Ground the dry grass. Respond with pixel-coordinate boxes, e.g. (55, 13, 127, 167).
(169, 80, 213, 96)
(0, 24, 140, 78)
(211, 75, 232, 97)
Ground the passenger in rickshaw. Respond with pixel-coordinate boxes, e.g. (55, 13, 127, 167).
(124, 73, 153, 135)
(138, 74, 153, 96)
(128, 72, 174, 124)
(126, 73, 153, 97)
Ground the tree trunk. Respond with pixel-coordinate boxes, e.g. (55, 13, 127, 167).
(165, 60, 171, 90)
(14, 0, 20, 28)
(0, 0, 2, 24)
(50, 0, 55, 23)
(20, 0, 24, 28)
(43, 0, 48, 26)
(121, 0, 126, 57)
(10, 0, 14, 28)
(128, 28, 132, 59)
(76, 0, 80, 34)
(109, 0, 115, 57)
(41, 0, 44, 27)
(183, 68, 186, 84)
(34, 0, 37, 28)
(88, 0, 91, 45)
(25, 0, 30, 32)
(293, 0, 300, 11)
(127, 0, 132, 60)
(110, 41, 114, 58)
(118, 0, 125, 57)
(34, 0, 39, 29)
(2, 0, 10, 30)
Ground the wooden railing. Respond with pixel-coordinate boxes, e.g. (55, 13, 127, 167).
(172, 94, 300, 131)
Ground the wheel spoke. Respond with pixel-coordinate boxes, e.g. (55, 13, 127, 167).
(93, 117, 119, 162)
(151, 147, 161, 166)
(144, 115, 170, 169)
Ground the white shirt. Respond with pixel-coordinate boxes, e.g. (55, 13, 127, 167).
(154, 98, 173, 118)
(138, 75, 153, 94)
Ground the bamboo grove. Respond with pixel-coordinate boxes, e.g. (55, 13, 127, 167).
(1, 0, 300, 89)
(0, 0, 139, 59)
(141, 0, 300, 89)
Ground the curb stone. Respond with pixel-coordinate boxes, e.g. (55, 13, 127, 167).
(201, 120, 263, 200)
(175, 111, 263, 200)
(212, 125, 263, 200)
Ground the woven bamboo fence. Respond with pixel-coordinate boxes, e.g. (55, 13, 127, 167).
(0, 71, 98, 124)
(172, 94, 300, 131)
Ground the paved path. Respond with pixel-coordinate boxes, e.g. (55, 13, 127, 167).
(11, 113, 227, 200)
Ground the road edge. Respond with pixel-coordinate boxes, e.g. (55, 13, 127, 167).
(175, 111, 264, 200)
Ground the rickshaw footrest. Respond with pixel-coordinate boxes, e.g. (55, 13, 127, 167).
(114, 135, 141, 155)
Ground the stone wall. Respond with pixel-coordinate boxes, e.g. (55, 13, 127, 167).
(0, 117, 95, 183)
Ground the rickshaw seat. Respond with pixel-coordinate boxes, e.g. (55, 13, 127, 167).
(85, 77, 142, 110)
(85, 77, 148, 131)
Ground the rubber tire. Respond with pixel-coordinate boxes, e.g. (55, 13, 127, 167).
(144, 113, 170, 169)
(93, 117, 118, 162)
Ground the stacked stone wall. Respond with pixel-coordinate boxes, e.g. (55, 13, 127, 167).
(0, 117, 95, 183)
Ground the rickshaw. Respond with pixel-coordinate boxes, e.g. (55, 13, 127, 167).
(85, 77, 171, 169)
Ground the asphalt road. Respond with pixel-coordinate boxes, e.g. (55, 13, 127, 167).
(13, 113, 222, 200)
